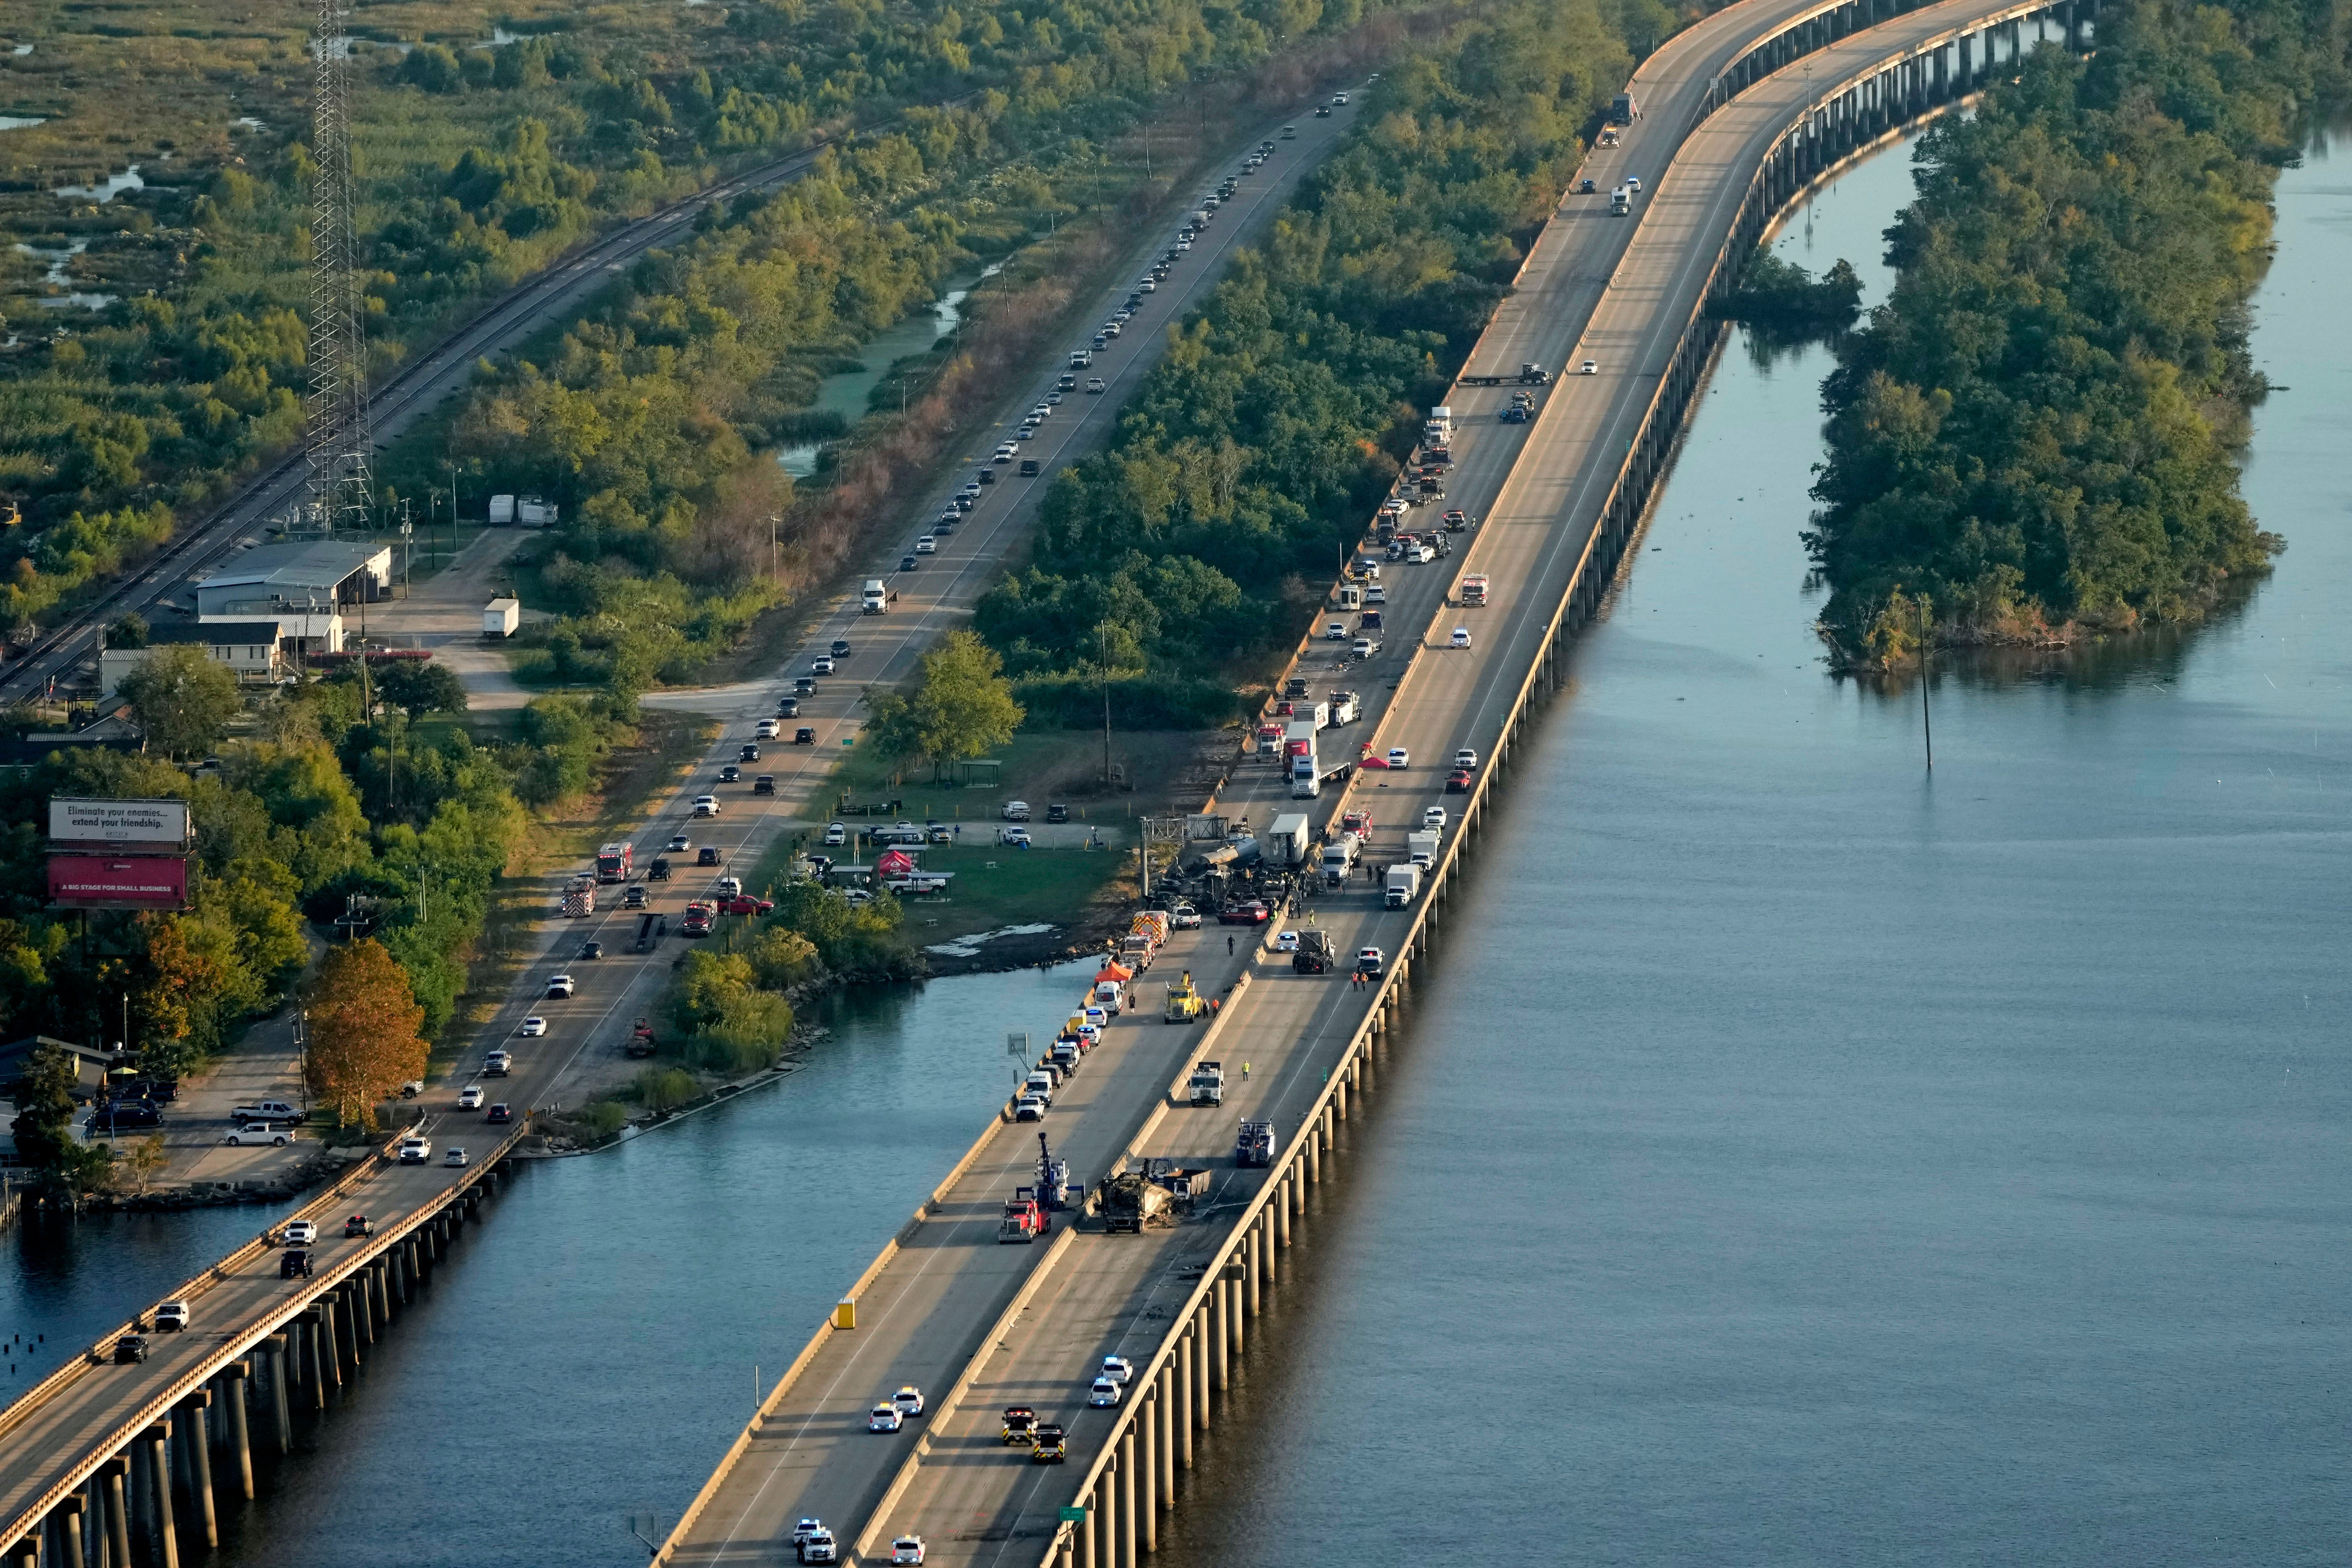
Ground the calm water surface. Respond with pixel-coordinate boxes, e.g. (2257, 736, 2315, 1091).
(1155, 127, 2352, 1564)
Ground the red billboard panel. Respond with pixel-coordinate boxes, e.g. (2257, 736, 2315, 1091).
(49, 854, 190, 911)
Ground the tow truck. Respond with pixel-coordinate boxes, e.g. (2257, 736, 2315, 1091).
(1459, 361, 1553, 387)
(1163, 971, 1204, 1023)
(1292, 929, 1335, 975)
(1235, 1120, 1275, 1167)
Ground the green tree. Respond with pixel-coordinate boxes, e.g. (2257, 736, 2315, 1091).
(8, 1040, 113, 1195)
(118, 644, 242, 759)
(885, 629, 1022, 779)
(371, 659, 470, 720)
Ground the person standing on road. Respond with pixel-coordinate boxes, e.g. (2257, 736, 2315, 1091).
(1227, 935, 1235, 956)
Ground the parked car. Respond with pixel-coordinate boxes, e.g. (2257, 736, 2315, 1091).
(1357, 946, 1385, 977)
(869, 1404, 904, 1433)
(1014, 1096, 1047, 1122)
(1386, 748, 1411, 769)
(224, 1123, 292, 1146)
(1002, 800, 1032, 821)
(891, 1536, 926, 1565)
(824, 823, 848, 846)
(1088, 1377, 1122, 1408)
(893, 1386, 926, 1416)
(1218, 900, 1270, 926)
(1100, 1355, 1135, 1384)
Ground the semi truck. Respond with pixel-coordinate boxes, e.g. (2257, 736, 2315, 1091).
(1610, 91, 1641, 122)
(1264, 812, 1312, 868)
(595, 841, 633, 882)
(1320, 832, 1362, 888)
(1292, 928, 1335, 975)
(1611, 185, 1632, 216)
(1385, 863, 1423, 908)
(861, 579, 887, 614)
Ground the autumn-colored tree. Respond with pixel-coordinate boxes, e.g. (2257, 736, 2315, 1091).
(304, 939, 428, 1129)
(130, 916, 228, 1077)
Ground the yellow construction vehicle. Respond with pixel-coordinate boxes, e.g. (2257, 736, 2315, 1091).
(1163, 971, 1204, 1024)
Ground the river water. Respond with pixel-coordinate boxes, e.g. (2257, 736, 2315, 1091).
(10, 119, 2349, 1564)
(1153, 124, 2352, 1564)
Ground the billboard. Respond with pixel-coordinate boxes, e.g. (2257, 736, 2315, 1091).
(48, 855, 191, 911)
(49, 798, 191, 848)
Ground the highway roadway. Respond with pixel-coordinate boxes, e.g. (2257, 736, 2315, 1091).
(828, 0, 2066, 1559)
(653, 0, 1996, 1559)
(0, 90, 1370, 1558)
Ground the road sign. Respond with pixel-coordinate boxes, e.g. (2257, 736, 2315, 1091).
(1141, 815, 1188, 844)
(1006, 1031, 1032, 1058)
(1058, 1506, 1087, 1522)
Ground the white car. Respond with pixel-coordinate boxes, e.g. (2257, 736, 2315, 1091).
(1088, 1377, 1123, 1408)
(1357, 946, 1385, 976)
(1626, 175, 1642, 192)
(397, 1136, 431, 1164)
(1003, 800, 1031, 821)
(546, 974, 575, 998)
(891, 1537, 926, 1565)
(756, 718, 781, 738)
(1332, 91, 1350, 104)
(812, 655, 837, 673)
(154, 1301, 190, 1332)
(483, 1050, 513, 1077)
(1581, 359, 1598, 375)
(1449, 627, 1473, 649)
(1455, 748, 1479, 769)
(800, 1532, 837, 1566)
(893, 1385, 926, 1416)
(1276, 931, 1300, 953)
(1326, 621, 1346, 640)
(913, 537, 936, 555)
(693, 795, 720, 818)
(1351, 638, 1378, 658)
(1422, 806, 1448, 830)
(1001, 827, 1032, 847)
(444, 1147, 469, 1168)
(1365, 585, 1387, 604)
(869, 1404, 903, 1432)
(1015, 1096, 1047, 1122)
(457, 1084, 485, 1110)
(282, 1221, 318, 1246)
(1100, 1355, 1135, 1384)
(793, 1521, 826, 1548)
(668, 833, 692, 853)
(1386, 748, 1410, 769)
(519, 1016, 549, 1036)
(824, 823, 848, 846)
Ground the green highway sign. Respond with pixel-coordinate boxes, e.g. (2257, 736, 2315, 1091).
(1058, 1506, 1087, 1522)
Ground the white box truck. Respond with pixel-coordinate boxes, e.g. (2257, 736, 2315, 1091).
(482, 597, 519, 638)
(1384, 863, 1421, 908)
(1265, 812, 1312, 868)
(488, 494, 517, 526)
(1407, 829, 1441, 869)
(517, 496, 560, 526)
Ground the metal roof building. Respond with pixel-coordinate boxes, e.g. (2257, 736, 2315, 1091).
(194, 540, 391, 621)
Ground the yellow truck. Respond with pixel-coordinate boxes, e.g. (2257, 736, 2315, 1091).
(1163, 971, 1204, 1024)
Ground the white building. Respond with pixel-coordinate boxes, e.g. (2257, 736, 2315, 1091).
(193, 539, 392, 656)
(100, 621, 287, 697)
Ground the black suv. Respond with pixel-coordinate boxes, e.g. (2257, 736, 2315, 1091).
(1046, 804, 1070, 823)
(830, 639, 851, 658)
(647, 856, 672, 881)
(279, 1250, 313, 1280)
(753, 775, 776, 796)
(698, 846, 722, 866)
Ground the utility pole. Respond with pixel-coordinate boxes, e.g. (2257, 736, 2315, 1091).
(769, 513, 780, 588)
(1919, 593, 1933, 771)
(1098, 628, 1113, 787)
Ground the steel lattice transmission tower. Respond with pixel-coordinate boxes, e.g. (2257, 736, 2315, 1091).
(300, 0, 373, 536)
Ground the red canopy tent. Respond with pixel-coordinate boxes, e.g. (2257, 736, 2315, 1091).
(875, 848, 918, 877)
